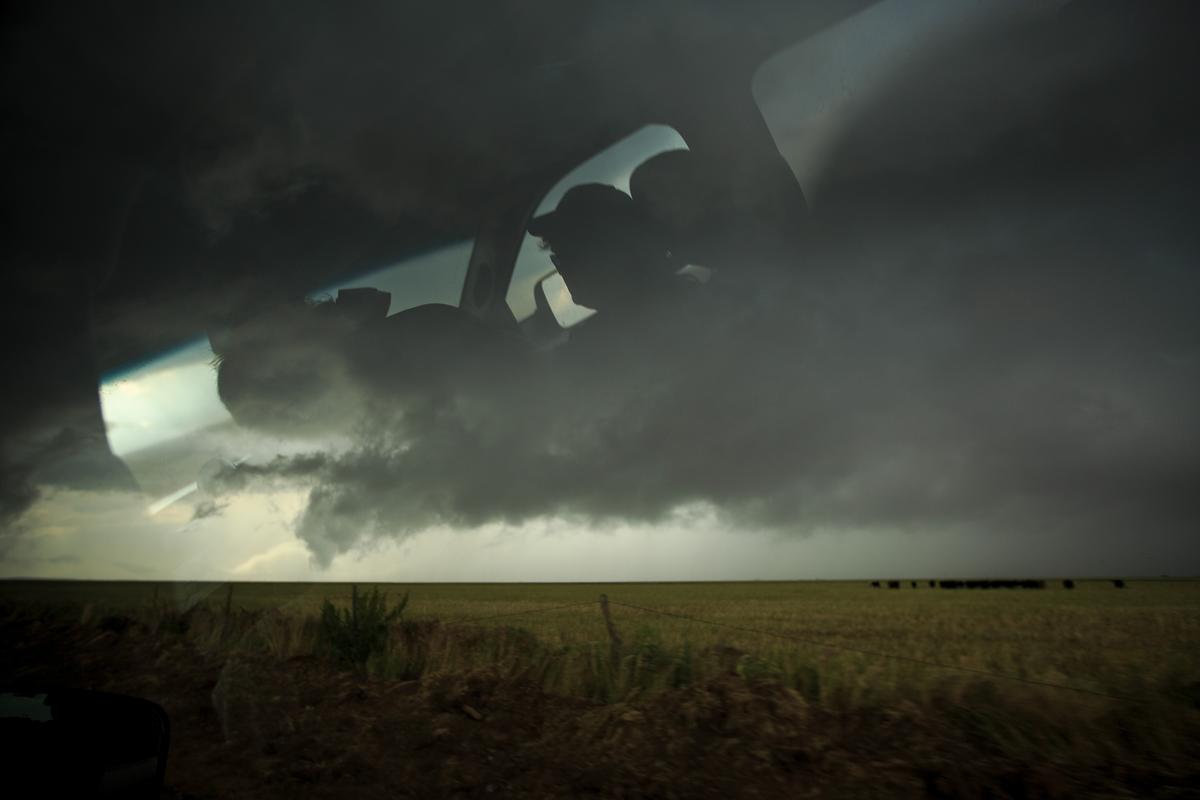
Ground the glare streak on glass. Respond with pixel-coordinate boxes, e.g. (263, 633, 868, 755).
(146, 482, 199, 516)
(752, 0, 1054, 198)
(305, 240, 473, 314)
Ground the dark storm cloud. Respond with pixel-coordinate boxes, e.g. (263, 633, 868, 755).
(190, 500, 227, 522)
(3, 0, 768, 386)
(194, 1, 1200, 567)
(0, 393, 138, 549)
(227, 232, 1198, 569)
(0, 463, 39, 546)
(3, 1, 1197, 573)
(0, 1, 507, 524)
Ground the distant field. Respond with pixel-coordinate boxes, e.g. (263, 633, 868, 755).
(3, 578, 1198, 705)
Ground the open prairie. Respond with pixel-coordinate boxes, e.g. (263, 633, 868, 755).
(3, 579, 1198, 798)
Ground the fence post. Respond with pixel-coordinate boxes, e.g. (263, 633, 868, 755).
(220, 582, 234, 644)
(599, 594, 622, 670)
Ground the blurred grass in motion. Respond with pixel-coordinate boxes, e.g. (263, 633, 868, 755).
(2, 577, 1198, 781)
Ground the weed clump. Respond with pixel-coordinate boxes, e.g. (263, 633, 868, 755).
(317, 585, 408, 669)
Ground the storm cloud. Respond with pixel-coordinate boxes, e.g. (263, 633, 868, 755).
(189, 2, 1200, 567)
(2, 1, 1198, 576)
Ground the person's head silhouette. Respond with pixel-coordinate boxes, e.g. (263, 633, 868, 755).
(527, 183, 672, 313)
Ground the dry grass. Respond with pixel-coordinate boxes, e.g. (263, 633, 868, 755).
(5, 579, 1198, 693)
(3, 578, 1198, 785)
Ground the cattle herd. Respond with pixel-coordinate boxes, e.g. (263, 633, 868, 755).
(869, 579, 1129, 589)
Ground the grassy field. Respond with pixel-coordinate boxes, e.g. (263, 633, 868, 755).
(3, 578, 1197, 703)
(3, 579, 1198, 796)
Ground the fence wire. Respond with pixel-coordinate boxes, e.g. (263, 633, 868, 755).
(447, 600, 598, 626)
(428, 594, 1145, 704)
(606, 598, 1138, 704)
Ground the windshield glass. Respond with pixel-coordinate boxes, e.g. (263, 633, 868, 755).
(98, 241, 473, 505)
(2, 3, 1197, 798)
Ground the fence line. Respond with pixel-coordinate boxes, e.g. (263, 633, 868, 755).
(605, 598, 1138, 704)
(402, 594, 1144, 704)
(448, 600, 598, 626)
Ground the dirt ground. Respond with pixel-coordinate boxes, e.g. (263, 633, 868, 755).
(2, 612, 1196, 799)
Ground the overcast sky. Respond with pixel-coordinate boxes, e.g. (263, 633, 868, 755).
(2, 0, 1197, 582)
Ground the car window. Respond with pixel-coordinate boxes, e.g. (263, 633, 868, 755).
(306, 240, 472, 316)
(99, 241, 472, 499)
(505, 124, 688, 326)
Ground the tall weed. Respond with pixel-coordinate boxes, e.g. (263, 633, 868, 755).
(317, 585, 408, 669)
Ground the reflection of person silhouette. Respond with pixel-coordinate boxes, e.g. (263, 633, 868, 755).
(628, 149, 723, 275)
(526, 183, 680, 319)
(628, 149, 805, 299)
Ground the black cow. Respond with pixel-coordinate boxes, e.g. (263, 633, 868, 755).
(887, 580, 900, 589)
(870, 581, 880, 588)
(1113, 579, 1126, 588)
(1062, 579, 1075, 589)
